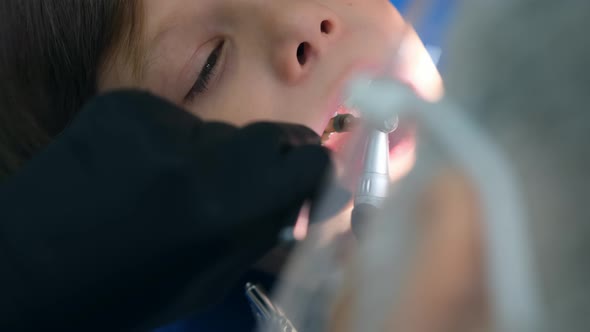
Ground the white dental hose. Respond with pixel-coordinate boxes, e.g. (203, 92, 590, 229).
(345, 76, 544, 332)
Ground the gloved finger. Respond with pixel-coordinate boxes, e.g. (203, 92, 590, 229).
(255, 145, 334, 223)
(80, 91, 206, 152)
(237, 204, 304, 249)
(270, 122, 322, 147)
(189, 121, 237, 152)
(204, 123, 328, 235)
(308, 177, 352, 224)
(235, 122, 321, 155)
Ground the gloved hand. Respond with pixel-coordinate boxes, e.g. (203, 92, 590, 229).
(0, 91, 347, 331)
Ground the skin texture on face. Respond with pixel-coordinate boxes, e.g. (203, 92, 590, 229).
(99, 0, 442, 135)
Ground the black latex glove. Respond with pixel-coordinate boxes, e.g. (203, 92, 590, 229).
(0, 91, 346, 331)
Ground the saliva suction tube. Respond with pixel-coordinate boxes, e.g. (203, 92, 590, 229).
(340, 74, 544, 331)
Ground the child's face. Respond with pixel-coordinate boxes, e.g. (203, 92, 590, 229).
(99, 0, 441, 134)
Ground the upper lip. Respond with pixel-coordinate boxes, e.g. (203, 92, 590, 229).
(321, 64, 379, 129)
(331, 66, 420, 113)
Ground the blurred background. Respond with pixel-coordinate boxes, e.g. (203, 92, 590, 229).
(392, 0, 455, 68)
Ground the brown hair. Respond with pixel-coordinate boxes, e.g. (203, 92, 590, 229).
(0, 0, 140, 179)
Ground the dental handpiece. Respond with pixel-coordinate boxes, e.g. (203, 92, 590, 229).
(342, 76, 408, 238)
(350, 118, 396, 238)
(323, 112, 396, 238)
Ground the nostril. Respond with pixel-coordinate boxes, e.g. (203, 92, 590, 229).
(320, 20, 333, 34)
(297, 42, 309, 65)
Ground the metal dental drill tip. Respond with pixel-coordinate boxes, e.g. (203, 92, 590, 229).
(321, 113, 358, 143)
(332, 113, 357, 133)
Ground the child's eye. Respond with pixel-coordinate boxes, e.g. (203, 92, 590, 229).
(185, 40, 225, 101)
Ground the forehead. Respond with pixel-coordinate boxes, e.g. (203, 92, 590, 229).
(142, 0, 219, 43)
(100, 0, 210, 89)
(138, 0, 219, 71)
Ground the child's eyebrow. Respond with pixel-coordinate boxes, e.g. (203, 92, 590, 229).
(138, 28, 172, 79)
(144, 20, 178, 57)
(135, 19, 178, 79)
(137, 13, 197, 81)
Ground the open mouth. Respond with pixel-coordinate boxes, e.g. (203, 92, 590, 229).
(318, 57, 428, 170)
(320, 75, 420, 183)
(318, 69, 372, 148)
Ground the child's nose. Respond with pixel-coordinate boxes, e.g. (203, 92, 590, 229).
(266, 3, 342, 84)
